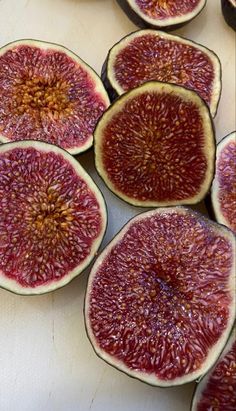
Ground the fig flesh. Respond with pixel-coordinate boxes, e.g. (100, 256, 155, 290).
(117, 0, 206, 30)
(102, 30, 221, 117)
(95, 81, 215, 207)
(0, 40, 110, 154)
(0, 141, 107, 295)
(85, 207, 236, 386)
(191, 327, 236, 410)
(211, 131, 236, 234)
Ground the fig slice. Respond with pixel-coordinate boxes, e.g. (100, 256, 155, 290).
(211, 131, 236, 234)
(95, 81, 215, 207)
(0, 39, 110, 154)
(191, 327, 236, 410)
(85, 207, 236, 387)
(0, 140, 107, 295)
(102, 30, 221, 117)
(117, 0, 206, 30)
(221, 0, 236, 31)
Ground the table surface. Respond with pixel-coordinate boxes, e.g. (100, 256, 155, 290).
(0, 1, 235, 410)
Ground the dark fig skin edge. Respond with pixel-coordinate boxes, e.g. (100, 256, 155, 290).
(94, 80, 217, 209)
(205, 192, 216, 222)
(116, 0, 207, 31)
(0, 140, 108, 296)
(221, 0, 236, 31)
(101, 29, 222, 118)
(101, 56, 118, 102)
(83, 207, 235, 388)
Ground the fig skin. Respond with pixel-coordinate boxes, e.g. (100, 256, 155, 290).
(85, 206, 236, 387)
(0, 39, 110, 154)
(0, 140, 108, 295)
(116, 0, 207, 31)
(94, 81, 216, 208)
(221, 0, 236, 31)
(208, 131, 236, 234)
(191, 326, 236, 411)
(101, 29, 222, 118)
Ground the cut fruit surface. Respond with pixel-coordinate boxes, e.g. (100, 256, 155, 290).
(85, 207, 236, 387)
(0, 39, 110, 154)
(102, 30, 221, 117)
(211, 131, 236, 234)
(117, 0, 206, 29)
(95, 81, 215, 207)
(0, 140, 107, 295)
(191, 327, 236, 410)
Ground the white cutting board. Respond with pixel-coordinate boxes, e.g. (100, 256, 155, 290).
(0, 1, 235, 410)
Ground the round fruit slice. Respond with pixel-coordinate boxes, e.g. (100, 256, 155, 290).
(95, 81, 215, 207)
(117, 0, 206, 30)
(211, 131, 236, 234)
(0, 39, 110, 154)
(85, 207, 236, 387)
(102, 30, 221, 117)
(191, 327, 236, 410)
(0, 140, 107, 295)
(222, 0, 236, 31)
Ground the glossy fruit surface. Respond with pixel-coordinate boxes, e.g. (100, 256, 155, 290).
(0, 40, 110, 154)
(0, 140, 107, 294)
(211, 131, 236, 234)
(191, 327, 236, 410)
(95, 81, 215, 207)
(117, 0, 206, 29)
(102, 30, 221, 117)
(85, 207, 235, 386)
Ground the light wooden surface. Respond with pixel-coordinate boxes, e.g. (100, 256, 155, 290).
(0, 1, 235, 410)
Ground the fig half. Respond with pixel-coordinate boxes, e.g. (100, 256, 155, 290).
(85, 207, 235, 387)
(191, 326, 236, 410)
(211, 131, 236, 234)
(117, 0, 206, 30)
(0, 140, 107, 295)
(102, 30, 221, 117)
(95, 81, 215, 207)
(0, 39, 110, 154)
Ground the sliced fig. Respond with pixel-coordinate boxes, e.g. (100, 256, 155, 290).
(85, 207, 236, 387)
(0, 39, 110, 154)
(211, 131, 236, 234)
(117, 0, 206, 30)
(102, 30, 221, 117)
(221, 0, 236, 31)
(0, 140, 107, 295)
(191, 327, 236, 410)
(95, 81, 215, 207)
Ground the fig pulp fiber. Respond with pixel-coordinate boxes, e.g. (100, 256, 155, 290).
(0, 141, 107, 294)
(117, 0, 206, 29)
(104, 30, 221, 116)
(85, 207, 235, 386)
(0, 40, 110, 154)
(95, 81, 215, 207)
(192, 328, 236, 410)
(211, 132, 236, 234)
(135, 0, 203, 20)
